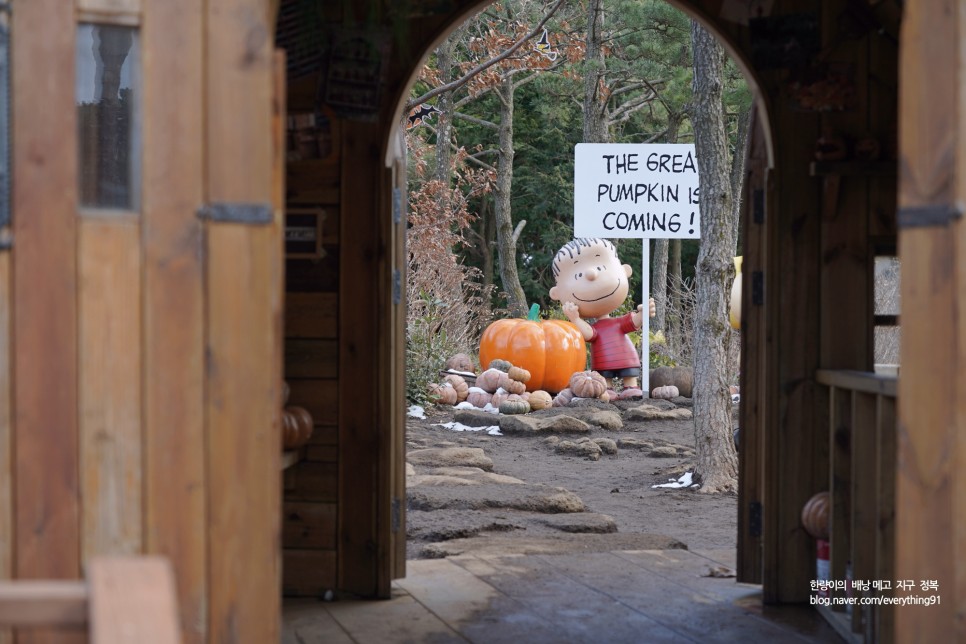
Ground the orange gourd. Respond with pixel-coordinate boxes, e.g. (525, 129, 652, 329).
(479, 308, 586, 394)
(801, 491, 830, 540)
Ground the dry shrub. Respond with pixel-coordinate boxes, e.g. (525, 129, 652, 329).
(406, 140, 499, 403)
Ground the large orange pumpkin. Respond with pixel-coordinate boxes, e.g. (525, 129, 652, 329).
(479, 317, 586, 394)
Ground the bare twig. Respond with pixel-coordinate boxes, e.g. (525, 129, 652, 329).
(406, 0, 566, 109)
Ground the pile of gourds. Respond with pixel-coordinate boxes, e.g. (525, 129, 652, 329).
(426, 357, 555, 415)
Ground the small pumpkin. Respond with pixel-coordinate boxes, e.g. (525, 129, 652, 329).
(552, 388, 574, 407)
(507, 365, 531, 383)
(569, 371, 608, 399)
(505, 379, 526, 395)
(443, 374, 469, 402)
(490, 388, 509, 407)
(488, 358, 513, 373)
(479, 317, 587, 393)
(282, 406, 314, 449)
(651, 385, 680, 400)
(801, 491, 830, 540)
(528, 390, 553, 410)
(427, 382, 458, 406)
(466, 387, 492, 408)
(499, 399, 531, 415)
(446, 352, 476, 373)
(476, 368, 504, 394)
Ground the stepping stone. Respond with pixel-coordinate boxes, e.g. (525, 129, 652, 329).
(537, 512, 618, 534)
(408, 483, 586, 514)
(407, 447, 494, 471)
(625, 405, 693, 421)
(499, 414, 591, 435)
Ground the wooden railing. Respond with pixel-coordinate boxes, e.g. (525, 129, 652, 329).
(815, 369, 897, 644)
(0, 556, 180, 643)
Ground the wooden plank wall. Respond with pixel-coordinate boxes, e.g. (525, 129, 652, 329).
(896, 2, 963, 641)
(281, 128, 342, 595)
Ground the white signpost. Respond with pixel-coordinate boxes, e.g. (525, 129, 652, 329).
(573, 143, 701, 396)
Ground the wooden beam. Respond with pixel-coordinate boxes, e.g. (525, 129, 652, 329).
(205, 1, 281, 639)
(339, 121, 391, 597)
(78, 219, 143, 560)
(142, 1, 207, 640)
(0, 252, 10, 644)
(0, 583, 87, 628)
(12, 0, 82, 618)
(896, 2, 962, 641)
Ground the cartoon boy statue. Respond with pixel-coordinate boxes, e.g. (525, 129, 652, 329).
(550, 238, 656, 400)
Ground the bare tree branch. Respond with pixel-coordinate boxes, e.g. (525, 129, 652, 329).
(406, 0, 566, 110)
(511, 219, 526, 244)
(454, 112, 499, 129)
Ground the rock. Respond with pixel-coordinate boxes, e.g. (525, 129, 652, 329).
(411, 474, 481, 486)
(407, 447, 494, 471)
(648, 446, 679, 458)
(590, 437, 618, 455)
(420, 533, 687, 558)
(538, 513, 618, 534)
(408, 483, 586, 514)
(543, 436, 560, 445)
(640, 398, 676, 410)
(428, 466, 525, 485)
(555, 440, 602, 461)
(538, 407, 624, 430)
(671, 396, 693, 407)
(499, 414, 591, 435)
(406, 509, 525, 542)
(649, 366, 693, 397)
(454, 408, 501, 427)
(616, 437, 654, 451)
(405, 462, 416, 477)
(625, 405, 693, 421)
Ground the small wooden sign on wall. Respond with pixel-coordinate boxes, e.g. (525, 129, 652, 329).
(285, 208, 326, 259)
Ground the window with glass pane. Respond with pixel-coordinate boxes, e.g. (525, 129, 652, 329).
(874, 255, 900, 368)
(76, 24, 140, 210)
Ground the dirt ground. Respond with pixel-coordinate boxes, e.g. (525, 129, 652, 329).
(405, 396, 738, 560)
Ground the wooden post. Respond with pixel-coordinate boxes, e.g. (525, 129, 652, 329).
(142, 1, 207, 640)
(12, 10, 82, 644)
(205, 0, 281, 640)
(896, 2, 963, 641)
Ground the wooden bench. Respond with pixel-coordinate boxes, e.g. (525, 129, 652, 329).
(0, 556, 180, 643)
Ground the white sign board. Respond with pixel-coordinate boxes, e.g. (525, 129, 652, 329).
(574, 143, 700, 239)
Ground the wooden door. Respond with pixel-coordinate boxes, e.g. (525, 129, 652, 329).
(9, 1, 283, 642)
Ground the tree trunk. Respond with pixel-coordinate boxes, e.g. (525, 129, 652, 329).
(480, 197, 495, 289)
(729, 105, 751, 253)
(690, 19, 738, 494)
(582, 0, 608, 143)
(652, 111, 684, 333)
(433, 37, 456, 185)
(668, 238, 682, 346)
(652, 239, 668, 332)
(494, 79, 528, 317)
